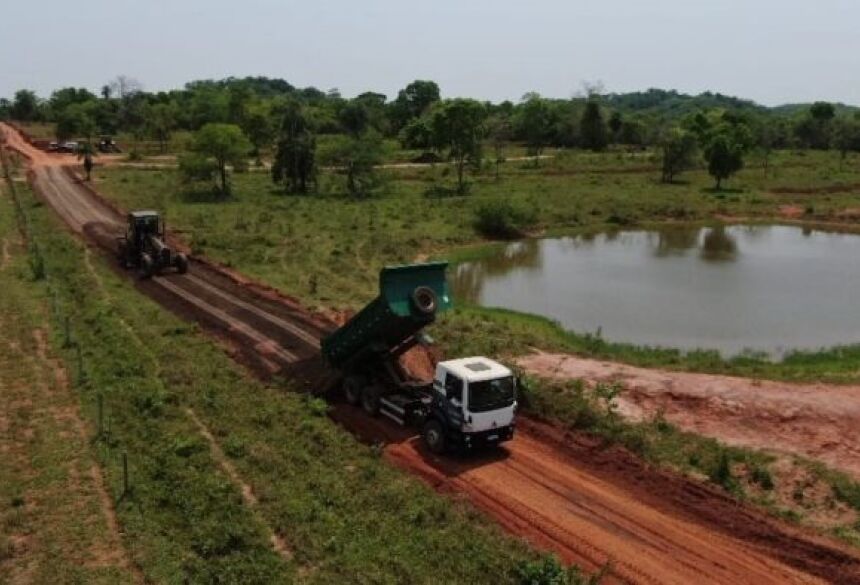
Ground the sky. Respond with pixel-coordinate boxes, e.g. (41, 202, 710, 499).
(1, 0, 857, 106)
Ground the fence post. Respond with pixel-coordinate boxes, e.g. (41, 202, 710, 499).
(122, 452, 129, 497)
(97, 393, 104, 438)
(76, 344, 86, 385)
(63, 316, 72, 348)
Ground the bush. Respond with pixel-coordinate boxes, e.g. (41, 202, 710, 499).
(178, 153, 217, 184)
(474, 199, 538, 239)
(516, 555, 604, 585)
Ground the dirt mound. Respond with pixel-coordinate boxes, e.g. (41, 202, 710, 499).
(517, 352, 860, 480)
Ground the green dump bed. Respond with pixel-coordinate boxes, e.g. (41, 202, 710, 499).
(321, 262, 452, 369)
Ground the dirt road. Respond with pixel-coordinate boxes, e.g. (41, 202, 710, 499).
(3, 122, 860, 584)
(518, 351, 860, 481)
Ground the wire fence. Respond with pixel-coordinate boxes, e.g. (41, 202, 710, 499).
(0, 144, 131, 500)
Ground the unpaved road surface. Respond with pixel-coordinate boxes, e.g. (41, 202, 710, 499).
(518, 351, 860, 481)
(4, 122, 860, 584)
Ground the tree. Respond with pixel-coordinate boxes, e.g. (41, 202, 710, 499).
(322, 132, 384, 198)
(486, 114, 512, 180)
(144, 102, 178, 153)
(703, 124, 749, 189)
(658, 128, 698, 183)
(11, 90, 40, 121)
(56, 104, 97, 142)
(429, 99, 487, 194)
(399, 116, 433, 150)
(833, 118, 860, 168)
(515, 94, 555, 165)
(608, 111, 623, 141)
(580, 100, 609, 151)
(240, 101, 274, 163)
(76, 142, 96, 181)
(189, 123, 251, 195)
(391, 80, 440, 130)
(48, 87, 96, 117)
(109, 75, 142, 100)
(795, 102, 836, 150)
(810, 101, 836, 122)
(339, 100, 370, 138)
(318, 100, 384, 198)
(271, 101, 316, 194)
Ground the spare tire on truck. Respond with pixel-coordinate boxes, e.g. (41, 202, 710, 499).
(411, 286, 437, 315)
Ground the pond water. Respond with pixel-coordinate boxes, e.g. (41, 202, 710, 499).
(451, 225, 860, 357)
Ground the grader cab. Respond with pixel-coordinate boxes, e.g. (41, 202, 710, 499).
(117, 210, 188, 278)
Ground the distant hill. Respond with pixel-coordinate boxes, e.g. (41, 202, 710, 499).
(602, 88, 859, 119)
(604, 89, 766, 117)
(770, 102, 860, 117)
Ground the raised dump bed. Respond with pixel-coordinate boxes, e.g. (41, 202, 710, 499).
(321, 261, 451, 369)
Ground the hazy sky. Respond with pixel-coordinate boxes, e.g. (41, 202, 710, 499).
(1, 0, 857, 105)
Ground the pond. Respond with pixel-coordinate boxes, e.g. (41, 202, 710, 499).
(451, 225, 860, 357)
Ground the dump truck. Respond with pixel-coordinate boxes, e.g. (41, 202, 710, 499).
(117, 210, 188, 278)
(322, 262, 517, 453)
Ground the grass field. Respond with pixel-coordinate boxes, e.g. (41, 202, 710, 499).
(0, 175, 137, 584)
(83, 146, 860, 544)
(1, 160, 563, 583)
(91, 147, 860, 382)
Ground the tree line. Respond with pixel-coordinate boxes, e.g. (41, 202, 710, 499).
(3, 76, 860, 194)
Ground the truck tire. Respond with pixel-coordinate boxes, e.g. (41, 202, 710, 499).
(175, 253, 189, 275)
(422, 420, 446, 454)
(140, 253, 154, 279)
(361, 384, 381, 416)
(343, 376, 364, 406)
(411, 286, 437, 315)
(117, 242, 129, 268)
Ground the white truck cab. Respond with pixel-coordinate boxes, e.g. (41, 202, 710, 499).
(424, 356, 517, 452)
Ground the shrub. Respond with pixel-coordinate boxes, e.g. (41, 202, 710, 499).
(474, 199, 538, 239)
(516, 555, 604, 585)
(178, 153, 217, 185)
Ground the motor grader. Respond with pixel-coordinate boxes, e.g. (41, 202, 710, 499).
(117, 210, 188, 278)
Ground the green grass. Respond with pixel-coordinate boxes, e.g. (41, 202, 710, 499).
(6, 157, 546, 583)
(0, 177, 136, 584)
(91, 148, 860, 382)
(84, 146, 860, 546)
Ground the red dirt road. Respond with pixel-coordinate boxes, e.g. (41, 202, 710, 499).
(518, 351, 860, 481)
(3, 122, 860, 584)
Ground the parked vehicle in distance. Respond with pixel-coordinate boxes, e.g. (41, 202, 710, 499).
(55, 141, 79, 153)
(98, 136, 122, 153)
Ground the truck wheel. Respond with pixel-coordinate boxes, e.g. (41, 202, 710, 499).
(361, 385, 381, 416)
(117, 243, 129, 268)
(175, 253, 189, 275)
(411, 286, 437, 315)
(343, 376, 364, 406)
(422, 420, 446, 454)
(140, 254, 154, 279)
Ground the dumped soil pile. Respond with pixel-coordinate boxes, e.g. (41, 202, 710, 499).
(518, 351, 860, 480)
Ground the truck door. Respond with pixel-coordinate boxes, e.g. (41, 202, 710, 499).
(441, 373, 465, 427)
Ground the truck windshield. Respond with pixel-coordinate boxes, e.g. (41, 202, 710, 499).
(468, 377, 515, 413)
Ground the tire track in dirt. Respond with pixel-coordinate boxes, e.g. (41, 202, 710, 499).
(5, 122, 860, 584)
